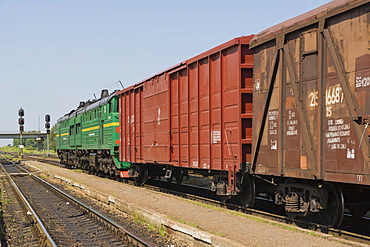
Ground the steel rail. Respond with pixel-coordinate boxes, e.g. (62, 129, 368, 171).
(20, 154, 370, 246)
(11, 162, 152, 247)
(0, 164, 57, 247)
(147, 178, 370, 246)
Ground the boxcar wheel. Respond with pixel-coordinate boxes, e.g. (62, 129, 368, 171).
(239, 173, 255, 208)
(174, 169, 185, 185)
(319, 182, 344, 228)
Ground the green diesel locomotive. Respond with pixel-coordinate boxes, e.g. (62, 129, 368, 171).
(56, 90, 130, 175)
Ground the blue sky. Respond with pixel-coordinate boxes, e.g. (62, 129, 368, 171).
(0, 0, 332, 146)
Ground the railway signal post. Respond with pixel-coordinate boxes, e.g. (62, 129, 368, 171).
(18, 107, 25, 158)
(45, 114, 51, 157)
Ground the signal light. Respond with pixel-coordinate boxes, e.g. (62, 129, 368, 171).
(18, 107, 24, 117)
(18, 117, 24, 126)
(45, 114, 51, 134)
(45, 114, 50, 123)
(18, 108, 25, 132)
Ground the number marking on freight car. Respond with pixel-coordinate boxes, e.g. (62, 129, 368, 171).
(212, 131, 221, 143)
(326, 118, 354, 154)
(326, 84, 344, 106)
(268, 110, 278, 135)
(257, 164, 269, 173)
(309, 84, 344, 117)
(309, 91, 318, 107)
(356, 76, 370, 89)
(286, 110, 298, 136)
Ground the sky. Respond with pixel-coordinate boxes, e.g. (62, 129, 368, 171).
(0, 0, 332, 146)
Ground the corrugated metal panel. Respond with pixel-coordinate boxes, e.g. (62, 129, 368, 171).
(142, 75, 170, 163)
(168, 36, 254, 171)
(117, 36, 254, 174)
(250, 0, 368, 49)
(251, 0, 370, 185)
(119, 86, 144, 163)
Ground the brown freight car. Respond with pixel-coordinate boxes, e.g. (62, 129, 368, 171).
(117, 36, 254, 203)
(250, 0, 370, 227)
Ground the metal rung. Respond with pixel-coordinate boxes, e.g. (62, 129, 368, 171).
(164, 170, 172, 179)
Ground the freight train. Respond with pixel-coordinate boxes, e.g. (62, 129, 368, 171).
(57, 0, 370, 228)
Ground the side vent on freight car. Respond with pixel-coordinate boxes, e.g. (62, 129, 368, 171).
(353, 116, 370, 126)
(101, 89, 109, 99)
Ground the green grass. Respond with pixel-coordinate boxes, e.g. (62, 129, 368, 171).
(168, 215, 226, 237)
(63, 175, 82, 184)
(268, 221, 298, 231)
(158, 225, 166, 236)
(176, 218, 198, 228)
(3, 197, 12, 205)
(0, 146, 57, 156)
(148, 222, 166, 236)
(210, 231, 226, 237)
(133, 204, 167, 236)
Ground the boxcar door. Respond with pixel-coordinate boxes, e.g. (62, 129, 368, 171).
(100, 120, 104, 147)
(75, 123, 82, 146)
(69, 124, 75, 147)
(142, 76, 170, 163)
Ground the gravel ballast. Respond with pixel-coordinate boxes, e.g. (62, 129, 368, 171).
(23, 160, 356, 247)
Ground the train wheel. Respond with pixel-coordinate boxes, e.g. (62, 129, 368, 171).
(319, 182, 344, 228)
(239, 173, 255, 208)
(141, 166, 148, 184)
(174, 169, 184, 185)
(134, 166, 148, 186)
(134, 177, 142, 186)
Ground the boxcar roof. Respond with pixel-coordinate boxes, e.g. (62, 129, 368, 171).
(250, 0, 368, 48)
(57, 92, 116, 123)
(116, 35, 253, 96)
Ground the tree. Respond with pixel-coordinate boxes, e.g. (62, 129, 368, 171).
(13, 133, 38, 150)
(12, 127, 56, 151)
(45, 124, 56, 151)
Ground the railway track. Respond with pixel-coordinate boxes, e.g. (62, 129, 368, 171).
(148, 178, 370, 245)
(0, 161, 152, 246)
(8, 153, 370, 246)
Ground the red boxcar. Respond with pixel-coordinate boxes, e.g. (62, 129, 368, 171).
(118, 36, 254, 191)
